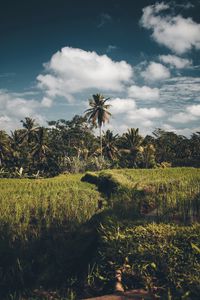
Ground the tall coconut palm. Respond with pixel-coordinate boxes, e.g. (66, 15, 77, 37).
(85, 94, 111, 158)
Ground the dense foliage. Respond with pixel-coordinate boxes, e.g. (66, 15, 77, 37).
(0, 115, 200, 178)
(93, 221, 200, 299)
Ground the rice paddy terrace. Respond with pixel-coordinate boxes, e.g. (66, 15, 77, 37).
(0, 168, 200, 299)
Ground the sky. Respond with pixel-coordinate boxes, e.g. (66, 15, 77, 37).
(0, 0, 200, 136)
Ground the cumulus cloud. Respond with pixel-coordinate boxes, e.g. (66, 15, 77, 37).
(159, 54, 192, 69)
(128, 85, 160, 100)
(141, 62, 170, 81)
(169, 112, 196, 123)
(169, 104, 200, 123)
(0, 90, 49, 131)
(37, 47, 133, 100)
(108, 98, 136, 114)
(140, 2, 200, 54)
(127, 107, 165, 126)
(187, 104, 200, 116)
(108, 97, 165, 130)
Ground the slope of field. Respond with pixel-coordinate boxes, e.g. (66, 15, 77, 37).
(83, 167, 200, 222)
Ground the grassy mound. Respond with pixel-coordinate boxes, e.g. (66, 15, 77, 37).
(83, 168, 200, 222)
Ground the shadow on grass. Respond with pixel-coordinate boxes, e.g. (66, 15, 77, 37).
(0, 219, 99, 299)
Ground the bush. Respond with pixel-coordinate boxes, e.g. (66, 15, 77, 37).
(61, 156, 111, 174)
(92, 221, 200, 299)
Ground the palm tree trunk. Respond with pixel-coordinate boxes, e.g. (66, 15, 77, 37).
(100, 126, 102, 159)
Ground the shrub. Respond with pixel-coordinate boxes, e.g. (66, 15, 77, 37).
(92, 221, 200, 299)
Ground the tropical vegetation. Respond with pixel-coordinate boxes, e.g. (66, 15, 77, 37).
(0, 93, 200, 299)
(0, 94, 200, 178)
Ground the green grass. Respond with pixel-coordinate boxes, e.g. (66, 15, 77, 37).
(0, 168, 200, 299)
(0, 174, 100, 298)
(92, 220, 200, 299)
(0, 174, 100, 235)
(83, 168, 200, 222)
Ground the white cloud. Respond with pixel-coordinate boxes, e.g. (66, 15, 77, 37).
(173, 2, 194, 10)
(169, 112, 196, 123)
(187, 104, 200, 116)
(108, 97, 165, 130)
(140, 2, 200, 54)
(37, 47, 133, 100)
(162, 123, 200, 137)
(159, 54, 192, 69)
(128, 85, 160, 100)
(127, 107, 165, 127)
(0, 115, 14, 132)
(169, 104, 200, 123)
(141, 62, 170, 81)
(0, 90, 47, 131)
(41, 97, 53, 108)
(160, 77, 200, 104)
(109, 98, 136, 114)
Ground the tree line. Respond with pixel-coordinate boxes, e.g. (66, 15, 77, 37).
(0, 94, 200, 177)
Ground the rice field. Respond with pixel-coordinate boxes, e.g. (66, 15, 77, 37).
(83, 167, 200, 221)
(0, 168, 200, 298)
(0, 174, 100, 237)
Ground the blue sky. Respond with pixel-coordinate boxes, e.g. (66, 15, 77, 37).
(0, 0, 200, 136)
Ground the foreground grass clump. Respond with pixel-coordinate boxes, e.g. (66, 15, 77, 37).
(91, 220, 200, 299)
(83, 167, 200, 222)
(0, 174, 100, 297)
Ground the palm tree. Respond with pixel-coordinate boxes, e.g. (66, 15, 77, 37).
(85, 94, 111, 158)
(10, 130, 24, 167)
(102, 130, 119, 160)
(0, 130, 11, 167)
(31, 127, 50, 168)
(20, 117, 38, 144)
(121, 128, 143, 167)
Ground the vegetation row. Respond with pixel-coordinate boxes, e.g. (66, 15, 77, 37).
(0, 94, 200, 178)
